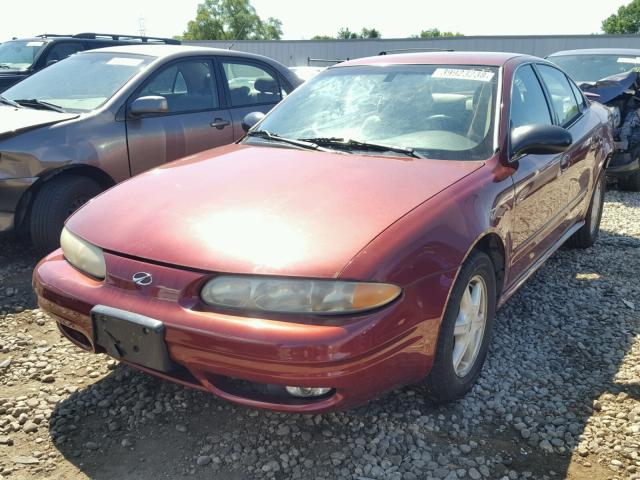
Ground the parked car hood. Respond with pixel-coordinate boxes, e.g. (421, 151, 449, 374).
(0, 105, 79, 139)
(580, 70, 640, 104)
(0, 72, 28, 93)
(67, 144, 483, 278)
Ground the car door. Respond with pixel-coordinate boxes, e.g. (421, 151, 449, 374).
(218, 58, 287, 139)
(126, 57, 233, 176)
(507, 64, 573, 284)
(536, 64, 595, 221)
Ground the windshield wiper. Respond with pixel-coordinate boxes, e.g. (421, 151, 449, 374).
(246, 130, 330, 152)
(0, 95, 22, 108)
(14, 98, 66, 113)
(0, 64, 12, 69)
(299, 137, 425, 159)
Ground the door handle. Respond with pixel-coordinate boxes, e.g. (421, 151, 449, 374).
(560, 154, 571, 171)
(210, 118, 231, 129)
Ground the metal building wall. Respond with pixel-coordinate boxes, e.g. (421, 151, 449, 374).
(186, 35, 640, 66)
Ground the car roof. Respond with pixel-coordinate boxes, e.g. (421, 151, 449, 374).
(337, 51, 530, 68)
(83, 44, 271, 61)
(78, 44, 302, 88)
(549, 48, 640, 57)
(7, 37, 54, 43)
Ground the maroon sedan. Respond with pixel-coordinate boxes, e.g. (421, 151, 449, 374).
(33, 52, 613, 412)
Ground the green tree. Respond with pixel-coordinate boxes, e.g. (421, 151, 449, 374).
(415, 28, 462, 38)
(318, 27, 381, 40)
(337, 27, 359, 39)
(360, 27, 381, 38)
(179, 0, 283, 40)
(602, 0, 640, 34)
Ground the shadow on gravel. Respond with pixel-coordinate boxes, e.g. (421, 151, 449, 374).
(0, 232, 39, 312)
(1, 192, 635, 480)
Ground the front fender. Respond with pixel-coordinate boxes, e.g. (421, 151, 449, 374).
(339, 158, 514, 290)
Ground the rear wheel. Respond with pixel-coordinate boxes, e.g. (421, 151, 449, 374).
(567, 173, 605, 249)
(618, 170, 640, 192)
(30, 175, 102, 255)
(424, 251, 496, 403)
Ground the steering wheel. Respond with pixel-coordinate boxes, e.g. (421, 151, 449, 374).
(424, 114, 459, 131)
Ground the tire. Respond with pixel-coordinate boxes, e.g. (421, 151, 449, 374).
(567, 173, 605, 249)
(618, 170, 640, 192)
(424, 250, 497, 403)
(30, 175, 102, 255)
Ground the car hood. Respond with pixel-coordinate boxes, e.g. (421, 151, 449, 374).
(580, 70, 640, 104)
(67, 144, 483, 278)
(0, 72, 28, 93)
(0, 105, 79, 139)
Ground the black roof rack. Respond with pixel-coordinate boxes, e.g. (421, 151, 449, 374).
(378, 48, 454, 55)
(36, 34, 73, 38)
(307, 57, 348, 65)
(37, 33, 180, 45)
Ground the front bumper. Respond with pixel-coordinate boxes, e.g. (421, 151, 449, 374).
(34, 250, 447, 412)
(0, 177, 36, 232)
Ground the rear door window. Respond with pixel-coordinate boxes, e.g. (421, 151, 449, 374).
(221, 60, 283, 107)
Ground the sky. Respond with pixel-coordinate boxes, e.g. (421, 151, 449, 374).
(0, 0, 629, 42)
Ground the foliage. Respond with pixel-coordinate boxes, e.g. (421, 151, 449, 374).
(413, 28, 463, 38)
(179, 0, 283, 40)
(314, 27, 382, 40)
(360, 28, 381, 38)
(602, 0, 640, 34)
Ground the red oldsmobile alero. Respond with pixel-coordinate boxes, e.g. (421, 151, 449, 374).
(33, 52, 614, 412)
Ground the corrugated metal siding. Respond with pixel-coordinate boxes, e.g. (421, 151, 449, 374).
(186, 35, 640, 66)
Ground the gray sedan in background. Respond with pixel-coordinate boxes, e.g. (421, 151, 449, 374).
(0, 44, 300, 253)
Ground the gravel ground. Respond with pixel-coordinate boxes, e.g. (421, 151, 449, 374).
(0, 189, 638, 480)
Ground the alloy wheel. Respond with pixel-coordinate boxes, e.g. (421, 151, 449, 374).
(452, 275, 488, 377)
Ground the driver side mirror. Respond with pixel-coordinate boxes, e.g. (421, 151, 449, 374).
(129, 95, 168, 116)
(510, 124, 572, 160)
(241, 111, 265, 132)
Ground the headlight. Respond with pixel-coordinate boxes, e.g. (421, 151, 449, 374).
(60, 227, 106, 279)
(201, 276, 401, 314)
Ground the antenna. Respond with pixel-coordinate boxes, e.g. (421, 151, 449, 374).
(138, 16, 146, 37)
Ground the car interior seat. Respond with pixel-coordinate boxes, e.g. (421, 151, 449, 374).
(254, 77, 280, 104)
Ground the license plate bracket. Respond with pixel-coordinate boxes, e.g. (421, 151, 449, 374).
(91, 305, 175, 372)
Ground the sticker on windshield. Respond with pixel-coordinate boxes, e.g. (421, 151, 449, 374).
(26, 41, 44, 47)
(107, 57, 144, 66)
(432, 68, 495, 82)
(617, 57, 640, 64)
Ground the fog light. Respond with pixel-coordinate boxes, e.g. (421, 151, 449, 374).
(285, 386, 331, 398)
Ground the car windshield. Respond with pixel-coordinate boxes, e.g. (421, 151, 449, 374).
(250, 64, 499, 160)
(550, 54, 640, 84)
(3, 52, 155, 112)
(0, 40, 46, 71)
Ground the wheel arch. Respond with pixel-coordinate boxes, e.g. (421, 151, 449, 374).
(455, 230, 508, 303)
(14, 164, 116, 232)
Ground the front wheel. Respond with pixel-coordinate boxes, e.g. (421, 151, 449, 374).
(567, 173, 605, 249)
(30, 175, 102, 255)
(423, 251, 497, 403)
